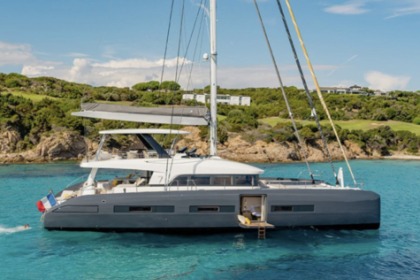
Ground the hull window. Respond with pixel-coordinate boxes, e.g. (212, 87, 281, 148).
(114, 205, 174, 213)
(271, 205, 314, 212)
(189, 205, 235, 213)
(53, 205, 98, 213)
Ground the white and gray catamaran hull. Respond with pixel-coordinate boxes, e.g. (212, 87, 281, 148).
(43, 189, 380, 232)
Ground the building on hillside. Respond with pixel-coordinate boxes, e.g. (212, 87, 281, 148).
(349, 85, 362, 94)
(320, 85, 369, 95)
(182, 93, 207, 104)
(320, 87, 345, 94)
(373, 90, 387, 96)
(182, 93, 251, 106)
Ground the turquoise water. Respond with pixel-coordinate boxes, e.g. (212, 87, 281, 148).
(0, 160, 419, 279)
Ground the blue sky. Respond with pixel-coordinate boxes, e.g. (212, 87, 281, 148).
(0, 0, 419, 92)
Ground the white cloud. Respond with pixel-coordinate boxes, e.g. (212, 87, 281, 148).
(217, 65, 302, 89)
(94, 58, 159, 69)
(324, 1, 369, 15)
(21, 65, 55, 76)
(66, 52, 89, 58)
(364, 71, 410, 91)
(93, 57, 191, 69)
(219, 66, 276, 88)
(332, 80, 354, 88)
(69, 58, 92, 83)
(0, 41, 35, 66)
(21, 52, 412, 92)
(327, 54, 359, 77)
(386, 0, 420, 19)
(17, 53, 328, 90)
(106, 77, 139, 88)
(19, 56, 198, 88)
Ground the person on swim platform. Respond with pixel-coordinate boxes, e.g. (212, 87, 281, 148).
(250, 205, 261, 218)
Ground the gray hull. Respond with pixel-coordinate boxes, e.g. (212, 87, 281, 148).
(43, 188, 380, 231)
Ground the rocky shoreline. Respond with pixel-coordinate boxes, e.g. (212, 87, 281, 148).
(1, 127, 419, 164)
(0, 130, 89, 164)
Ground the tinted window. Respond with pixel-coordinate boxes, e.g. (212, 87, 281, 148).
(272, 205, 293, 212)
(189, 205, 235, 213)
(191, 176, 210, 186)
(53, 205, 98, 213)
(271, 205, 314, 212)
(170, 176, 188, 186)
(114, 205, 174, 213)
(234, 175, 253, 186)
(213, 176, 231, 186)
(190, 206, 219, 212)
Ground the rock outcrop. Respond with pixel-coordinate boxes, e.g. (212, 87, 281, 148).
(0, 131, 87, 163)
(0, 126, 412, 164)
(176, 127, 372, 163)
(0, 129, 21, 153)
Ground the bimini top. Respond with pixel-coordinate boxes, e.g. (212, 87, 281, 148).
(72, 103, 209, 126)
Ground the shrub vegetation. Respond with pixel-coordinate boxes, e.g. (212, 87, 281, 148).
(0, 73, 419, 155)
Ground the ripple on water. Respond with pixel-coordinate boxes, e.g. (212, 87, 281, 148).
(0, 161, 419, 279)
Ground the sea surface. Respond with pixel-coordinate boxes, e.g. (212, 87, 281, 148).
(0, 160, 419, 280)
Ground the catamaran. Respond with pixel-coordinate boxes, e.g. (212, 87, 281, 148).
(38, 0, 380, 234)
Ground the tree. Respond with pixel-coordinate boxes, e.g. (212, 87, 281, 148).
(4, 73, 30, 88)
(160, 81, 181, 91)
(132, 81, 160, 91)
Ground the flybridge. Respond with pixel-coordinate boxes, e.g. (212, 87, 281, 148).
(71, 103, 209, 126)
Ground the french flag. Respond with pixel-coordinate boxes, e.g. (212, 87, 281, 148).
(36, 193, 57, 212)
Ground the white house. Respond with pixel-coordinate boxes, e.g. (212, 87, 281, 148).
(320, 85, 367, 95)
(182, 93, 251, 106)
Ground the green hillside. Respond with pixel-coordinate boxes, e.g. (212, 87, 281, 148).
(261, 118, 420, 136)
(0, 72, 419, 156)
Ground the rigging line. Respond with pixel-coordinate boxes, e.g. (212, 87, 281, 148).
(275, 0, 337, 181)
(186, 0, 207, 91)
(163, 113, 192, 185)
(253, 0, 314, 181)
(163, 83, 182, 186)
(161, 0, 181, 186)
(186, 5, 206, 91)
(175, 0, 186, 83)
(164, 1, 202, 185)
(81, 102, 88, 161)
(284, 0, 357, 186)
(164, 105, 176, 187)
(164, 108, 187, 187)
(163, 86, 179, 187)
(187, 0, 210, 94)
(177, 0, 206, 84)
(160, 0, 176, 86)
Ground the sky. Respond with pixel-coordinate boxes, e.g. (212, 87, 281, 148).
(0, 0, 419, 92)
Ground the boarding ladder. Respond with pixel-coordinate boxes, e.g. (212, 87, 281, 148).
(258, 226, 266, 239)
(237, 215, 274, 239)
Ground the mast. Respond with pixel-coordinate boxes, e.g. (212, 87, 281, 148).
(209, 0, 218, 156)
